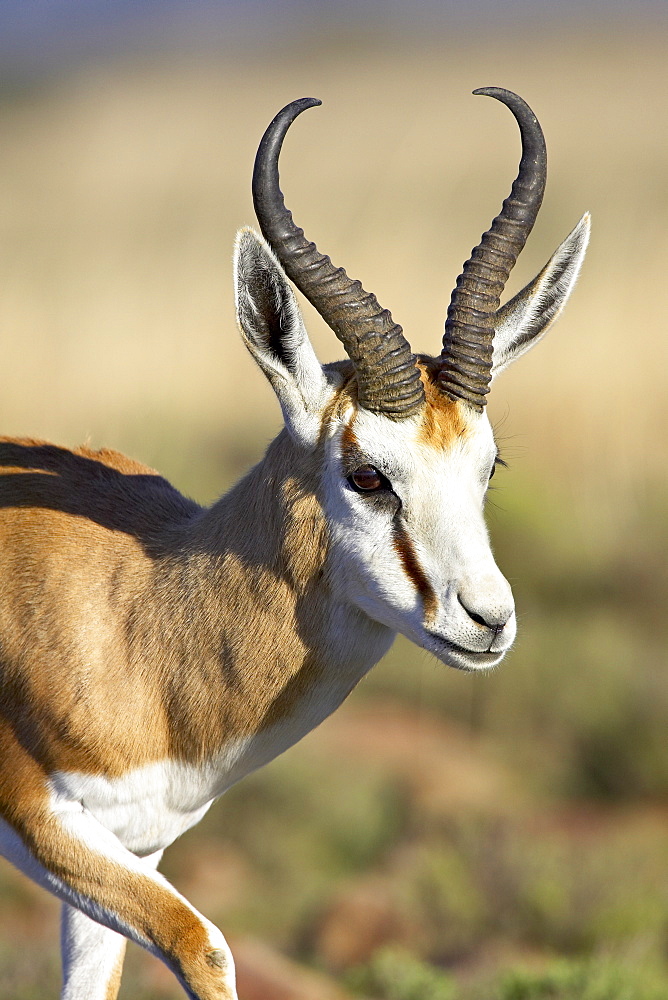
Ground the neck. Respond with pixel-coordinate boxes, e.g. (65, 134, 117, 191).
(150, 430, 393, 767)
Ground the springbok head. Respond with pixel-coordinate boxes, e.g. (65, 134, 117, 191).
(235, 89, 589, 672)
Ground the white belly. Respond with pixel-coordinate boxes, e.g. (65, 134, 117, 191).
(48, 761, 218, 855)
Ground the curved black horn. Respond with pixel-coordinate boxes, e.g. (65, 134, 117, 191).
(438, 88, 547, 411)
(252, 98, 425, 419)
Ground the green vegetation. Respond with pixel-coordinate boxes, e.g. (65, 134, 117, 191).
(493, 956, 668, 1000)
(346, 946, 456, 1000)
(346, 951, 668, 1000)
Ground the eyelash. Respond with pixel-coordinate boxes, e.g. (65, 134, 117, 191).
(488, 455, 507, 483)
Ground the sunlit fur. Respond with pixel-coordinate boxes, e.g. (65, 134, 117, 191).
(0, 215, 588, 1000)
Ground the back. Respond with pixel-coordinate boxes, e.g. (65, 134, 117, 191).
(0, 438, 199, 544)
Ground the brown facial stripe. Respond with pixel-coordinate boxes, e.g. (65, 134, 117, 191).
(392, 521, 438, 622)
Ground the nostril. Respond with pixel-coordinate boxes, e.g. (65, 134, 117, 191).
(458, 595, 509, 631)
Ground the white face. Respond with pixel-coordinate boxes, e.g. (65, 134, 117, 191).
(322, 402, 516, 672)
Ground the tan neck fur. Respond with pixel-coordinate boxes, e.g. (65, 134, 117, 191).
(147, 429, 340, 763)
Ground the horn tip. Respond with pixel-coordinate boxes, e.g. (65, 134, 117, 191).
(273, 97, 322, 126)
(472, 86, 516, 101)
(296, 97, 322, 110)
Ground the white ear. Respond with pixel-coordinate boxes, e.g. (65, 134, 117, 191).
(491, 213, 590, 380)
(234, 227, 331, 447)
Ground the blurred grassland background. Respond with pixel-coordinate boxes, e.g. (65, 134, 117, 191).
(0, 3, 667, 998)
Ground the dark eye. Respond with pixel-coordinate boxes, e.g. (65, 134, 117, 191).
(349, 465, 384, 492)
(488, 464, 496, 480)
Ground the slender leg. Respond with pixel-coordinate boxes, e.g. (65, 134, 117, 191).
(60, 850, 163, 1000)
(61, 905, 127, 1000)
(0, 806, 236, 1000)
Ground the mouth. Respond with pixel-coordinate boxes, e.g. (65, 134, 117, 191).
(424, 631, 507, 672)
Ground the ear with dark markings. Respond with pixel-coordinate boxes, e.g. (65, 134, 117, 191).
(491, 213, 590, 380)
(234, 227, 331, 447)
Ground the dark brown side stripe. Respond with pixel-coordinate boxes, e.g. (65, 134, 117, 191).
(392, 521, 438, 622)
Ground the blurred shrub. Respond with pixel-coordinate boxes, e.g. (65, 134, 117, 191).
(394, 842, 487, 961)
(494, 956, 668, 1000)
(347, 951, 668, 1000)
(346, 946, 456, 1000)
(402, 814, 667, 961)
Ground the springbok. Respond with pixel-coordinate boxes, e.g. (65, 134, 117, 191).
(0, 88, 588, 999)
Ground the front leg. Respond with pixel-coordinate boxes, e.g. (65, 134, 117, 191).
(0, 803, 236, 1000)
(60, 849, 163, 1000)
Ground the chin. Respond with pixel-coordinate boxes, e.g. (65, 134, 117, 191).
(424, 633, 510, 673)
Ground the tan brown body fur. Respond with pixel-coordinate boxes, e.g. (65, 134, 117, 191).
(0, 428, 334, 783)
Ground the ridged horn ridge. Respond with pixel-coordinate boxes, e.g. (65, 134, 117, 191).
(438, 88, 547, 411)
(252, 98, 425, 419)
